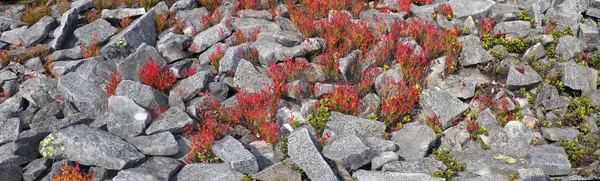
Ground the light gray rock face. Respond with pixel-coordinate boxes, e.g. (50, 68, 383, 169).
(439, 125, 470, 151)
(578, 19, 599, 51)
(546, 9, 582, 33)
(447, 0, 495, 20)
(352, 170, 444, 181)
(371, 152, 398, 170)
(107, 96, 151, 138)
(288, 128, 338, 181)
(557, 61, 598, 93)
(22, 16, 57, 47)
(57, 72, 108, 117)
(477, 108, 502, 133)
(381, 158, 446, 173)
(231, 17, 281, 34)
(506, 65, 542, 90)
(126, 132, 179, 156)
(18, 77, 58, 108)
(0, 16, 24, 32)
(51, 8, 78, 50)
(74, 18, 117, 47)
(176, 7, 210, 29)
(118, 43, 167, 81)
(217, 43, 251, 74)
(541, 127, 579, 141)
(234, 59, 274, 94)
(157, 32, 191, 63)
(391, 121, 437, 160)
(521, 43, 545, 61)
(115, 80, 169, 110)
(439, 75, 477, 99)
(323, 134, 374, 170)
(211, 136, 259, 174)
(169, 71, 213, 102)
(23, 158, 50, 181)
(458, 35, 493, 66)
(518, 168, 548, 181)
(47, 47, 83, 61)
(41, 125, 145, 170)
(0, 26, 26, 45)
(325, 112, 386, 138)
(555, 35, 586, 60)
(528, 144, 571, 176)
(70, 0, 93, 12)
(146, 107, 194, 134)
(0, 118, 21, 145)
(490, 121, 535, 158)
(252, 161, 302, 181)
(190, 23, 232, 53)
(273, 30, 304, 47)
(134, 157, 182, 181)
(419, 88, 469, 129)
(174, 163, 244, 181)
(493, 21, 535, 38)
(101, 9, 156, 60)
(101, 8, 146, 21)
(237, 9, 273, 20)
(51, 59, 84, 76)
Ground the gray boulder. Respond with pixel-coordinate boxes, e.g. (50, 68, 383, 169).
(211, 136, 259, 174)
(459, 35, 493, 66)
(419, 88, 469, 129)
(219, 42, 253, 74)
(556, 35, 585, 60)
(101, 8, 146, 21)
(51, 8, 78, 50)
(190, 23, 232, 53)
(18, 77, 58, 108)
(157, 32, 191, 63)
(118, 43, 168, 81)
(0, 165, 22, 181)
(541, 127, 579, 141)
(252, 161, 302, 181)
(70, 0, 93, 12)
(381, 158, 446, 173)
(518, 168, 549, 181)
(439, 75, 477, 99)
(169, 70, 213, 102)
(237, 9, 273, 20)
(288, 128, 338, 181)
(0, 16, 24, 31)
(22, 16, 57, 47)
(0, 26, 26, 45)
(323, 134, 374, 170)
(51, 59, 84, 76)
(391, 121, 437, 160)
(47, 47, 83, 61)
(490, 121, 535, 158)
(112, 169, 160, 181)
(447, 0, 495, 20)
(101, 9, 156, 60)
(57, 72, 108, 117)
(146, 106, 194, 134)
(174, 163, 244, 181)
(521, 43, 545, 61)
(352, 170, 443, 181)
(578, 18, 599, 51)
(126, 132, 179, 156)
(23, 158, 50, 181)
(115, 80, 169, 110)
(107, 96, 151, 138)
(506, 64, 542, 90)
(231, 17, 281, 34)
(234, 59, 274, 94)
(41, 125, 145, 170)
(273, 30, 304, 47)
(439, 125, 470, 151)
(546, 8, 582, 33)
(175, 8, 210, 30)
(492, 21, 535, 38)
(557, 61, 598, 93)
(0, 118, 21, 145)
(74, 18, 117, 47)
(113, 156, 182, 181)
(528, 144, 571, 176)
(325, 112, 387, 138)
(371, 152, 398, 170)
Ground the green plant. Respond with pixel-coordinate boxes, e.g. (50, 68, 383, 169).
(562, 95, 593, 127)
(508, 172, 518, 181)
(425, 113, 443, 136)
(40, 132, 66, 157)
(307, 98, 331, 135)
(239, 174, 256, 181)
(557, 134, 600, 167)
(492, 37, 533, 53)
(279, 136, 289, 157)
(431, 148, 466, 181)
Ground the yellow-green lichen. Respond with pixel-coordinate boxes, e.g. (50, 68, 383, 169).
(40, 132, 66, 157)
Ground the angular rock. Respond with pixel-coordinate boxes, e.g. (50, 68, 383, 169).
(521, 43, 545, 61)
(490, 121, 535, 158)
(288, 128, 338, 181)
(493, 21, 534, 38)
(439, 125, 470, 151)
(326, 112, 386, 138)
(557, 61, 598, 93)
(338, 50, 361, 81)
(169, 70, 213, 102)
(391, 121, 437, 160)
(0, 26, 26, 45)
(0, 118, 21, 145)
(273, 30, 304, 47)
(528, 144, 571, 176)
(447, 0, 495, 20)
(0, 165, 22, 181)
(371, 152, 398, 170)
(22, 16, 57, 47)
(175, 8, 210, 29)
(126, 132, 179, 156)
(174, 163, 244, 181)
(518, 168, 548, 181)
(136, 157, 182, 181)
(100, 9, 156, 60)
(118, 43, 167, 81)
(190, 23, 231, 53)
(112, 169, 160, 181)
(51, 59, 84, 76)
(459, 35, 493, 66)
(231, 17, 281, 33)
(212, 136, 259, 174)
(555, 35, 585, 60)
(506, 64, 542, 90)
(234, 59, 274, 94)
(578, 18, 599, 51)
(237, 9, 273, 20)
(0, 143, 38, 166)
(70, 0, 94, 12)
(252, 161, 302, 181)
(362, 137, 396, 155)
(359, 93, 380, 118)
(439, 75, 477, 99)
(58, 72, 108, 117)
(157, 32, 191, 62)
(167, 58, 194, 79)
(115, 80, 169, 110)
(42, 125, 145, 170)
(51, 8, 78, 50)
(101, 8, 146, 21)
(74, 18, 117, 47)
(477, 108, 503, 133)
(419, 88, 469, 129)
(19, 77, 57, 108)
(323, 134, 373, 170)
(218, 42, 253, 74)
(170, 0, 198, 11)
(23, 158, 50, 181)
(146, 107, 194, 134)
(0, 16, 24, 32)
(47, 47, 83, 61)
(546, 9, 582, 33)
(107, 96, 151, 138)
(352, 170, 443, 181)
(541, 127, 579, 141)
(381, 157, 446, 173)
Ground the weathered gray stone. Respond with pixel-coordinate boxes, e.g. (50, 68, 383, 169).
(338, 50, 361, 81)
(325, 112, 387, 138)
(74, 18, 117, 47)
(174, 163, 244, 181)
(169, 70, 213, 102)
(273, 30, 304, 47)
(51, 59, 84, 76)
(528, 144, 571, 176)
(490, 121, 535, 158)
(100, 9, 156, 60)
(51, 8, 78, 50)
(419, 88, 469, 129)
(557, 61, 598, 93)
(477, 108, 502, 133)
(391, 121, 437, 160)
(22, 16, 57, 47)
(219, 42, 253, 74)
(493, 21, 534, 38)
(0, 142, 38, 166)
(541, 127, 579, 141)
(288, 128, 338, 181)
(371, 152, 398, 170)
(157, 32, 191, 62)
(70, 0, 93, 12)
(47, 47, 84, 61)
(578, 18, 599, 51)
(212, 136, 259, 174)
(57, 72, 108, 117)
(118, 43, 167, 81)
(237, 9, 273, 20)
(555, 35, 586, 60)
(439, 125, 470, 151)
(506, 64, 542, 90)
(447, 0, 495, 20)
(175, 8, 210, 29)
(42, 125, 145, 170)
(231, 17, 281, 34)
(252, 161, 302, 181)
(0, 26, 26, 45)
(323, 134, 374, 170)
(0, 165, 22, 181)
(518, 168, 549, 181)
(362, 137, 396, 155)
(190, 23, 231, 53)
(0, 118, 20, 145)
(126, 132, 179, 156)
(136, 157, 182, 181)
(146, 106, 194, 135)
(381, 157, 446, 173)
(101, 8, 146, 21)
(115, 80, 169, 110)
(521, 43, 545, 61)
(352, 170, 443, 181)
(459, 35, 493, 66)
(546, 8, 582, 33)
(107, 96, 151, 138)
(0, 16, 24, 32)
(23, 158, 50, 181)
(359, 93, 380, 118)
(234, 59, 274, 94)
(439, 75, 477, 99)
(112, 169, 160, 181)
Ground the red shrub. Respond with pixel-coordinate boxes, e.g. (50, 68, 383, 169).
(208, 45, 227, 70)
(267, 62, 287, 98)
(425, 113, 442, 135)
(380, 80, 420, 127)
(466, 117, 480, 139)
(105, 71, 121, 96)
(439, 4, 453, 17)
(282, 57, 310, 81)
(233, 87, 280, 145)
(185, 111, 225, 163)
(239, 47, 259, 64)
(326, 84, 360, 115)
(138, 57, 177, 93)
(397, 0, 411, 13)
(198, 0, 220, 11)
(479, 17, 496, 37)
(52, 161, 92, 181)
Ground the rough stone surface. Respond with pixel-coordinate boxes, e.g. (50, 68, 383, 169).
(323, 134, 374, 170)
(352, 170, 444, 181)
(528, 144, 571, 176)
(100, 9, 156, 60)
(371, 152, 398, 170)
(0, 165, 22, 181)
(555, 35, 585, 60)
(211, 136, 259, 174)
(101, 8, 146, 21)
(107, 96, 151, 138)
(190, 23, 232, 53)
(157, 32, 191, 63)
(57, 72, 108, 118)
(518, 168, 548, 181)
(169, 71, 213, 102)
(22, 16, 57, 47)
(145, 106, 194, 134)
(447, 0, 495, 20)
(419, 88, 469, 129)
(288, 128, 338, 181)
(439, 75, 477, 99)
(381, 158, 446, 173)
(459, 35, 493, 66)
(541, 127, 580, 141)
(391, 121, 437, 160)
(0, 118, 21, 145)
(506, 64, 542, 90)
(126, 132, 179, 156)
(115, 80, 169, 110)
(557, 61, 598, 93)
(174, 163, 244, 181)
(252, 161, 302, 181)
(51, 8, 78, 50)
(233, 59, 274, 94)
(74, 18, 117, 47)
(325, 112, 387, 138)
